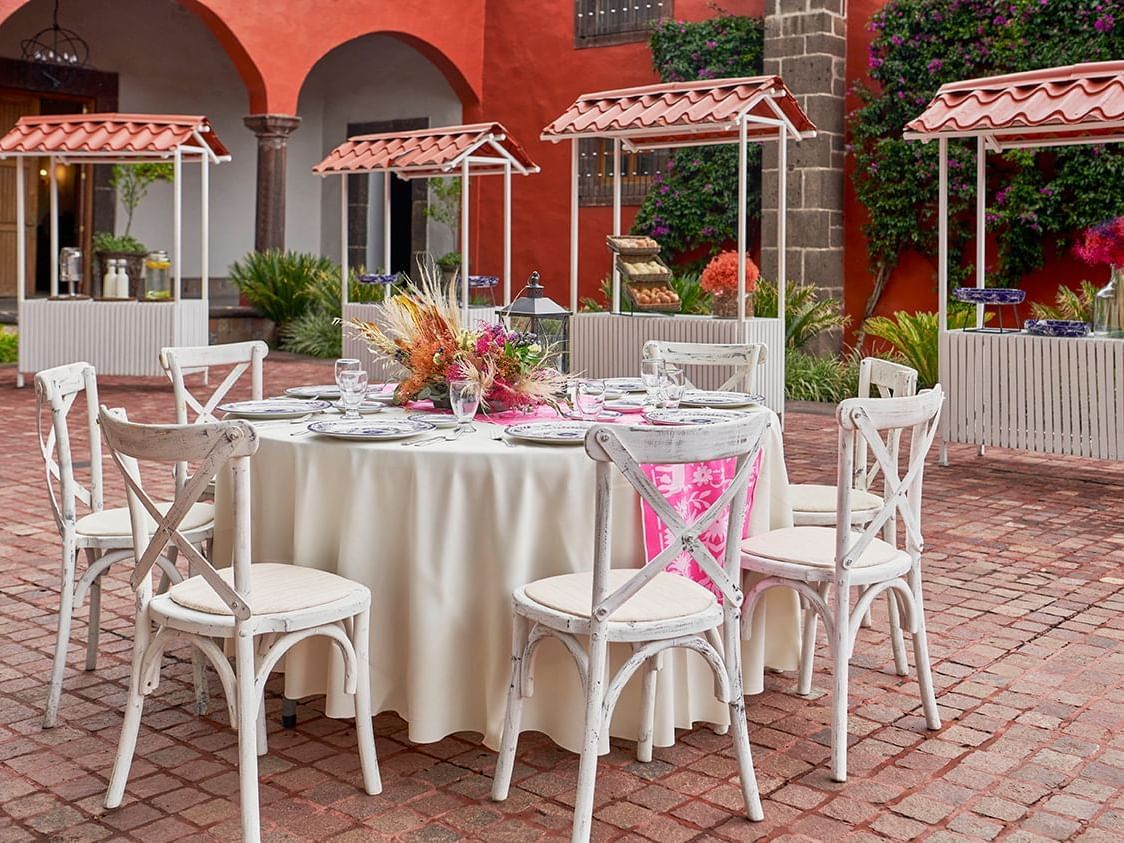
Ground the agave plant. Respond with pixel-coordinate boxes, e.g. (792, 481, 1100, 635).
(863, 305, 984, 388)
(1030, 281, 1098, 323)
(228, 249, 337, 328)
(752, 280, 851, 350)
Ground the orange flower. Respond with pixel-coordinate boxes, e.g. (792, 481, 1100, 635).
(700, 251, 759, 295)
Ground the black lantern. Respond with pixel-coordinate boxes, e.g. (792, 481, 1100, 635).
(499, 271, 570, 372)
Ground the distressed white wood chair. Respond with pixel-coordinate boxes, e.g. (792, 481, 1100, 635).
(98, 409, 380, 843)
(741, 387, 945, 782)
(491, 415, 771, 842)
(34, 363, 214, 728)
(642, 340, 767, 394)
(790, 357, 919, 677)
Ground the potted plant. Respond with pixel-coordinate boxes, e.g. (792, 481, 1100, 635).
(425, 177, 462, 287)
(93, 163, 173, 299)
(702, 250, 758, 318)
(436, 251, 461, 286)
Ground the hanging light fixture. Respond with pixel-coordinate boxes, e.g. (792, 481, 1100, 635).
(21, 0, 90, 69)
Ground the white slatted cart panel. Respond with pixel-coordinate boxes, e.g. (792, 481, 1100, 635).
(941, 330, 1124, 460)
(19, 299, 208, 378)
(570, 313, 785, 415)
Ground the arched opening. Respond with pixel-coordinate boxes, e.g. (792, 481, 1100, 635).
(0, 0, 257, 297)
(290, 33, 468, 275)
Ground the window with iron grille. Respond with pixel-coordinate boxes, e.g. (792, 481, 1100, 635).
(575, 0, 671, 47)
(578, 138, 669, 206)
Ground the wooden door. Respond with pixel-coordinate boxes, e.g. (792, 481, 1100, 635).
(0, 94, 39, 297)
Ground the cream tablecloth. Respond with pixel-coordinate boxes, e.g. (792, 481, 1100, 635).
(213, 407, 799, 753)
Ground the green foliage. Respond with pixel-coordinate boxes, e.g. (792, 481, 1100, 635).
(851, 0, 1124, 290)
(669, 271, 711, 315)
(632, 14, 764, 258)
(862, 305, 983, 388)
(229, 250, 337, 327)
(436, 251, 461, 270)
(751, 280, 851, 350)
(92, 231, 145, 253)
(110, 163, 173, 237)
(424, 178, 462, 238)
(785, 349, 861, 403)
(281, 310, 341, 358)
(1030, 280, 1099, 323)
(0, 328, 16, 364)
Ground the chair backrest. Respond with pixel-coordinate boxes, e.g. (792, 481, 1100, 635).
(854, 357, 919, 492)
(642, 340, 767, 394)
(99, 408, 259, 619)
(583, 414, 771, 622)
(160, 340, 268, 425)
(35, 362, 104, 531)
(834, 386, 943, 573)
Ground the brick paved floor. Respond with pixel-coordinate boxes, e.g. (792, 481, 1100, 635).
(1, 355, 1122, 842)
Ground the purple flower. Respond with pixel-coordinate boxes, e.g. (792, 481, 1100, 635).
(928, 58, 943, 73)
(1095, 14, 1114, 32)
(705, 39, 717, 49)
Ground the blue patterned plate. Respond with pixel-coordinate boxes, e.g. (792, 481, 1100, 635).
(954, 287, 1026, 305)
(605, 377, 647, 393)
(605, 396, 646, 413)
(219, 399, 331, 419)
(409, 412, 458, 429)
(332, 399, 385, 415)
(643, 408, 750, 426)
(504, 420, 594, 445)
(1024, 319, 1090, 337)
(680, 390, 764, 408)
(284, 384, 341, 399)
(307, 418, 435, 441)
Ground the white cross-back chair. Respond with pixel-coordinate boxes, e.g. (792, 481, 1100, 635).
(741, 387, 945, 782)
(790, 357, 919, 677)
(98, 410, 380, 843)
(34, 363, 214, 728)
(642, 340, 767, 394)
(491, 416, 772, 842)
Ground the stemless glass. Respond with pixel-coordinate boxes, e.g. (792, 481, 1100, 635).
(661, 366, 686, 409)
(576, 379, 606, 419)
(449, 379, 481, 433)
(338, 370, 368, 420)
(640, 358, 664, 406)
(334, 358, 362, 395)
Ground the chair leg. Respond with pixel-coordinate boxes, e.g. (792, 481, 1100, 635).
(44, 537, 77, 728)
(797, 587, 823, 697)
(281, 697, 298, 729)
(168, 542, 209, 717)
(830, 584, 851, 783)
(351, 608, 382, 795)
(492, 613, 530, 802)
(104, 614, 153, 809)
(84, 550, 101, 672)
(724, 611, 764, 822)
(235, 631, 263, 843)
(571, 631, 609, 843)
(887, 591, 908, 677)
(635, 649, 660, 763)
(909, 570, 941, 731)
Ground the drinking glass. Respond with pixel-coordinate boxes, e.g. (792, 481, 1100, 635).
(660, 366, 686, 409)
(334, 358, 362, 395)
(576, 379, 606, 420)
(449, 379, 481, 432)
(640, 358, 664, 407)
(338, 370, 368, 420)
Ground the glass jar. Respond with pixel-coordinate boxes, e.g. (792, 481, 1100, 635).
(1093, 265, 1124, 338)
(144, 250, 172, 301)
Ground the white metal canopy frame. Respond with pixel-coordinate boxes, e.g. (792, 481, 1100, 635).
(541, 75, 817, 324)
(313, 122, 540, 324)
(904, 61, 1124, 462)
(0, 113, 231, 386)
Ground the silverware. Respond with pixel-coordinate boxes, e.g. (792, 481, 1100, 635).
(401, 435, 441, 447)
(491, 432, 517, 448)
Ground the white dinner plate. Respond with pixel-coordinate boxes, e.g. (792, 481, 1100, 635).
(219, 399, 331, 419)
(333, 399, 386, 415)
(284, 384, 341, 399)
(605, 396, 646, 413)
(408, 412, 458, 429)
(679, 390, 764, 408)
(642, 408, 750, 426)
(504, 420, 594, 445)
(604, 377, 647, 393)
(562, 409, 621, 421)
(307, 418, 435, 441)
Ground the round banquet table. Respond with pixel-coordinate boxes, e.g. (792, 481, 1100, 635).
(212, 405, 800, 753)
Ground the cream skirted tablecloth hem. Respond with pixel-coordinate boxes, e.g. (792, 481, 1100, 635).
(213, 407, 799, 753)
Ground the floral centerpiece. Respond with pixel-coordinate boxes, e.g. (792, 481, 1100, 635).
(1073, 217, 1124, 337)
(701, 250, 758, 318)
(346, 269, 567, 411)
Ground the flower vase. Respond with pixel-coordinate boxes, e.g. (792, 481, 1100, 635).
(1093, 265, 1124, 338)
(711, 292, 753, 319)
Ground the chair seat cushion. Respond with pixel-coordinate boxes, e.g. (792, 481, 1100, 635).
(789, 483, 883, 514)
(76, 502, 215, 537)
(523, 569, 716, 623)
(742, 526, 906, 569)
(168, 562, 366, 616)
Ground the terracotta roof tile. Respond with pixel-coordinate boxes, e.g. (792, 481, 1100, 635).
(313, 122, 538, 177)
(0, 113, 230, 159)
(542, 76, 816, 145)
(905, 61, 1124, 145)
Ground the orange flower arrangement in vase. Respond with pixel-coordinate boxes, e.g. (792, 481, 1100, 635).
(701, 251, 758, 318)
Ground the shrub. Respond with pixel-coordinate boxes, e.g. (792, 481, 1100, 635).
(862, 305, 983, 388)
(1030, 281, 1098, 323)
(280, 264, 384, 358)
(0, 328, 16, 364)
(752, 280, 851, 350)
(785, 349, 861, 403)
(229, 250, 337, 328)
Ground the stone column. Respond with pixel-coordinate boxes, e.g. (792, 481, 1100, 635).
(761, 0, 847, 353)
(243, 114, 301, 253)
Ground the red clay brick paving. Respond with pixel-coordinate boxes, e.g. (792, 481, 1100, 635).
(1, 356, 1122, 842)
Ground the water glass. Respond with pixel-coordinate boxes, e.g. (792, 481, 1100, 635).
(576, 379, 606, 420)
(660, 366, 686, 409)
(338, 369, 368, 419)
(640, 358, 664, 406)
(449, 379, 481, 432)
(334, 358, 362, 393)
